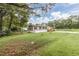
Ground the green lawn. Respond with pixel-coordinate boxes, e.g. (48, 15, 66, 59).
(0, 32, 79, 56)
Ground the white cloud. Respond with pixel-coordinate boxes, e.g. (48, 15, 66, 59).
(29, 17, 36, 24)
(68, 3, 77, 5)
(69, 9, 79, 15)
(51, 11, 70, 20)
(62, 14, 70, 19)
(29, 9, 79, 24)
(43, 17, 49, 23)
(29, 17, 50, 24)
(66, 4, 79, 15)
(36, 17, 49, 24)
(51, 9, 79, 20)
(33, 9, 42, 15)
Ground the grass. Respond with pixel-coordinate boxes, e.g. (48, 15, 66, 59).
(38, 33, 79, 56)
(0, 32, 79, 55)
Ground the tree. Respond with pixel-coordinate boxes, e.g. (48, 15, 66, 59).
(0, 8, 7, 34)
(47, 15, 79, 29)
(0, 3, 29, 34)
(0, 3, 55, 35)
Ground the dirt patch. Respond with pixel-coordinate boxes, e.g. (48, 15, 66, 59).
(0, 40, 44, 56)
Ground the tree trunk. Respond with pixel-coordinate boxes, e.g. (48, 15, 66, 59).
(0, 15, 3, 33)
(7, 12, 13, 33)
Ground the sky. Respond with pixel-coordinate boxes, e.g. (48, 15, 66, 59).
(29, 3, 79, 24)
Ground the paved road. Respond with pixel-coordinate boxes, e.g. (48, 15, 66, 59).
(55, 31, 79, 34)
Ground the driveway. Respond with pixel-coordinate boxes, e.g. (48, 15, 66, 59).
(34, 30, 47, 33)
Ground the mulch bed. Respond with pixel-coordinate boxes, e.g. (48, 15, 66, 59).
(0, 40, 43, 56)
